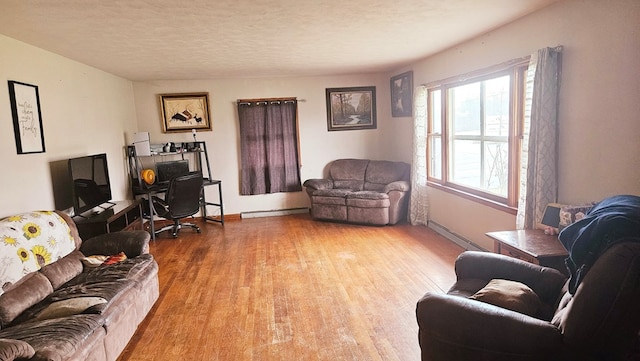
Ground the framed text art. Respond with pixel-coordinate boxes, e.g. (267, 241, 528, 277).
(8, 81, 45, 154)
(390, 71, 413, 117)
(325, 86, 376, 131)
(159, 92, 212, 133)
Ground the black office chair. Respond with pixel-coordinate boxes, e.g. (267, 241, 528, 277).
(150, 171, 203, 238)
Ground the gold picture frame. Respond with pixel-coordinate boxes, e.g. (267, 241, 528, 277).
(159, 92, 211, 133)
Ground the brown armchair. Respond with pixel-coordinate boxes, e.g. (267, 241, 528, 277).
(416, 244, 640, 361)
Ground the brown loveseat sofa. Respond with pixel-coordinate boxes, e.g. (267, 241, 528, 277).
(303, 159, 411, 225)
(0, 210, 159, 361)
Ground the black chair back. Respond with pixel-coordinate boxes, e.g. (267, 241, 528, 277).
(165, 171, 203, 219)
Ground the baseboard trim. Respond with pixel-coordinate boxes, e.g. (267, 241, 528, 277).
(428, 221, 486, 252)
(240, 207, 309, 219)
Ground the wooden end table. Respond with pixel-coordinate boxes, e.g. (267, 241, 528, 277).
(486, 229, 569, 275)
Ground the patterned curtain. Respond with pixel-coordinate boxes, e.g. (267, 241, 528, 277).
(516, 47, 563, 229)
(238, 100, 302, 195)
(409, 85, 429, 225)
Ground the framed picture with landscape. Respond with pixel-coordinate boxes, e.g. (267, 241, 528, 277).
(159, 92, 212, 133)
(325, 86, 376, 131)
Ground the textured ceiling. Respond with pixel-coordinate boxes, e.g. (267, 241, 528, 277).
(0, 0, 559, 81)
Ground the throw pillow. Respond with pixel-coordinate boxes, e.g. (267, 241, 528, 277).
(103, 252, 127, 265)
(81, 252, 127, 268)
(81, 255, 108, 268)
(0, 338, 35, 361)
(34, 297, 107, 321)
(469, 279, 541, 316)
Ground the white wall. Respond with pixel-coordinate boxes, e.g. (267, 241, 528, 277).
(132, 74, 404, 216)
(0, 35, 138, 216)
(399, 0, 640, 249)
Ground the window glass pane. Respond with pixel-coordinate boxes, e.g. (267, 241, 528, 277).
(429, 136, 442, 179)
(483, 141, 509, 197)
(450, 139, 481, 188)
(451, 82, 480, 136)
(484, 75, 511, 137)
(431, 90, 442, 134)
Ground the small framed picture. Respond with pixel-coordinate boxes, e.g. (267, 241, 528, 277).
(8, 81, 45, 154)
(159, 92, 211, 133)
(390, 71, 413, 117)
(325, 86, 376, 131)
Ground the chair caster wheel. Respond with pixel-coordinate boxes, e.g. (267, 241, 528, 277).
(196, 227, 201, 233)
(172, 233, 178, 238)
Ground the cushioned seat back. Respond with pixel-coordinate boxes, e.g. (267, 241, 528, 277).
(552, 241, 640, 358)
(328, 159, 369, 190)
(364, 160, 410, 191)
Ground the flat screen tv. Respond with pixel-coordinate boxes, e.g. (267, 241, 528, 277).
(68, 153, 113, 216)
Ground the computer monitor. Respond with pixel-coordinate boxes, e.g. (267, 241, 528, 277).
(156, 160, 190, 184)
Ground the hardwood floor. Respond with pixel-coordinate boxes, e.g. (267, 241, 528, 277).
(117, 214, 464, 361)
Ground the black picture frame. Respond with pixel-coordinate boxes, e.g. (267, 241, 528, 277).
(325, 86, 376, 131)
(390, 71, 413, 117)
(8, 81, 45, 154)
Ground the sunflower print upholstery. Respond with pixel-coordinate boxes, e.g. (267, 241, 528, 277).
(0, 211, 76, 296)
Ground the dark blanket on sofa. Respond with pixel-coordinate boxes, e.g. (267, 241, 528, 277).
(559, 194, 640, 294)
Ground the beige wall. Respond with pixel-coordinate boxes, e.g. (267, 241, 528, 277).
(0, 35, 138, 216)
(399, 0, 640, 249)
(132, 74, 402, 216)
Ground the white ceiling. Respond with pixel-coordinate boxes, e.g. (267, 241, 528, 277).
(0, 0, 559, 81)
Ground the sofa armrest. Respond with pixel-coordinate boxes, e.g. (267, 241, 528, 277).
(416, 292, 563, 360)
(383, 180, 410, 193)
(80, 230, 151, 258)
(303, 178, 334, 191)
(0, 338, 36, 360)
(454, 251, 567, 305)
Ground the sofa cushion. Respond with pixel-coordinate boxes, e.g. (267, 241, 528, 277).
(329, 159, 369, 190)
(0, 338, 35, 360)
(38, 251, 84, 290)
(364, 160, 410, 191)
(312, 189, 352, 205)
(0, 314, 105, 361)
(0, 272, 53, 328)
(0, 211, 77, 297)
(346, 191, 390, 208)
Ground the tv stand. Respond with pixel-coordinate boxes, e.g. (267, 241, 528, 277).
(74, 199, 143, 240)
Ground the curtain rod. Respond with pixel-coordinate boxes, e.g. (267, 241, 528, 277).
(236, 98, 305, 106)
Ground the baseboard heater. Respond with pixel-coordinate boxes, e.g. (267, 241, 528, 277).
(428, 221, 486, 252)
(240, 207, 309, 219)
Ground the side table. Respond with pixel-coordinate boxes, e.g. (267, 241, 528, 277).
(486, 229, 569, 275)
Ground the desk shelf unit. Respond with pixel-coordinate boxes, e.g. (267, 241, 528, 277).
(127, 141, 224, 236)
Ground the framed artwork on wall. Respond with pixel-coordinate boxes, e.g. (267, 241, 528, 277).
(325, 86, 376, 131)
(8, 80, 45, 154)
(159, 92, 211, 133)
(390, 71, 413, 117)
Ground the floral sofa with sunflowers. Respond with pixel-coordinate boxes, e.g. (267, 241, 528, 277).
(0, 210, 159, 361)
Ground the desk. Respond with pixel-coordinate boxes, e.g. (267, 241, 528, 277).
(486, 229, 568, 275)
(134, 178, 224, 240)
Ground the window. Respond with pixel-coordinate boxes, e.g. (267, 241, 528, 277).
(426, 60, 528, 207)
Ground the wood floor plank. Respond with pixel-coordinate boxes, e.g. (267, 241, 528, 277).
(117, 214, 464, 361)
